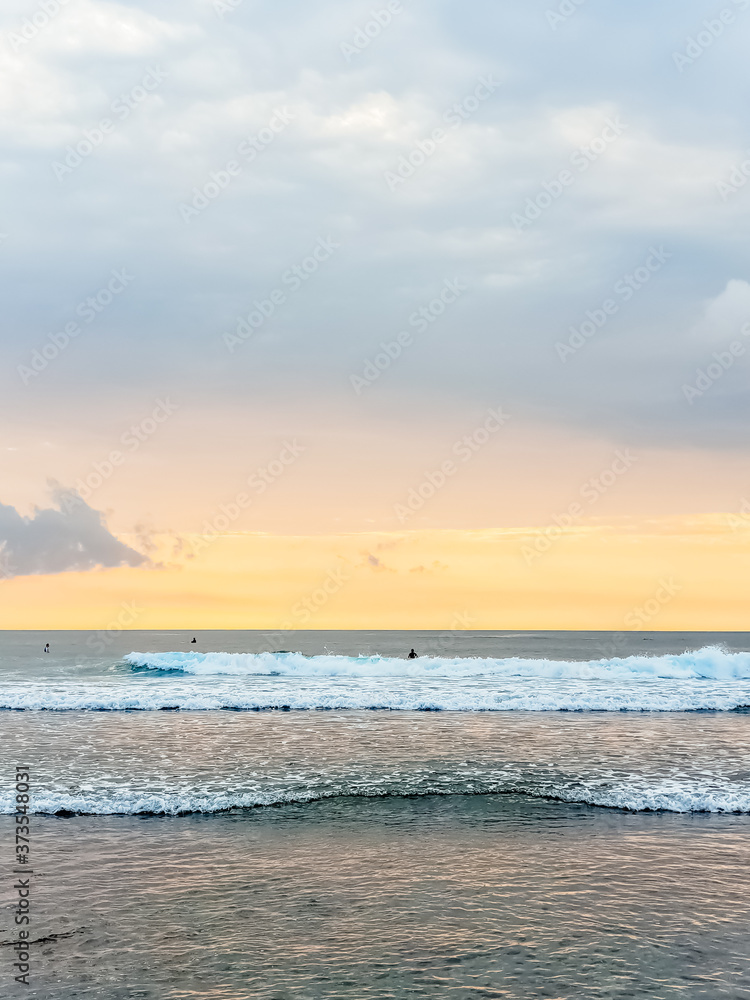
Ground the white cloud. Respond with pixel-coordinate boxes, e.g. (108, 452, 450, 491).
(0, 486, 146, 577)
(0, 0, 748, 461)
(696, 279, 750, 343)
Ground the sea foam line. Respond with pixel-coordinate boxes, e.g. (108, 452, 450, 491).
(2, 680, 750, 713)
(2, 780, 749, 816)
(124, 646, 750, 681)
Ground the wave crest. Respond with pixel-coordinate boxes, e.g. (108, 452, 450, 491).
(125, 646, 750, 681)
(4, 779, 749, 816)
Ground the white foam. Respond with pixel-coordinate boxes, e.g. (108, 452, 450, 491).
(2, 647, 749, 714)
(2, 676, 750, 712)
(124, 646, 750, 681)
(2, 777, 748, 816)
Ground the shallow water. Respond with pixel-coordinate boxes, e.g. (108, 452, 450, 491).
(3, 709, 750, 814)
(3, 798, 750, 999)
(2, 630, 750, 997)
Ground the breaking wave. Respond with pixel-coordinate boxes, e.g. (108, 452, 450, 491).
(4, 778, 750, 816)
(2, 647, 749, 713)
(124, 646, 750, 681)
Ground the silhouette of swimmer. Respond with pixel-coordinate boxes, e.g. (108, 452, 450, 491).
(408, 648, 418, 659)
(191, 637, 197, 644)
(44, 643, 50, 653)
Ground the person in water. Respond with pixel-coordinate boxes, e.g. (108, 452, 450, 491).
(191, 637, 197, 644)
(408, 648, 418, 659)
(44, 643, 49, 653)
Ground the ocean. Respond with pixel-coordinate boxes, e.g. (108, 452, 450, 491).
(2, 630, 750, 998)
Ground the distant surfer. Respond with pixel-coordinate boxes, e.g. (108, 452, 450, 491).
(191, 637, 197, 644)
(408, 648, 418, 659)
(44, 643, 49, 653)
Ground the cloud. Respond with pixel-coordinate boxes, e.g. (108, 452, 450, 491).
(693, 280, 750, 345)
(2, 0, 750, 527)
(409, 561, 449, 574)
(362, 551, 395, 573)
(0, 486, 146, 579)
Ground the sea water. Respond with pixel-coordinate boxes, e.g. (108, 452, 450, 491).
(1, 630, 749, 998)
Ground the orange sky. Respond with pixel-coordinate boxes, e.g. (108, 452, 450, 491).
(5, 406, 750, 534)
(3, 0, 750, 634)
(2, 515, 748, 631)
(3, 410, 749, 629)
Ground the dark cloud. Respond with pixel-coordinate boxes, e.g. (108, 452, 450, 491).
(1, 0, 748, 455)
(0, 487, 146, 579)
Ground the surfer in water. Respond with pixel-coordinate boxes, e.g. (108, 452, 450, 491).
(44, 643, 50, 653)
(408, 648, 418, 659)
(191, 637, 197, 644)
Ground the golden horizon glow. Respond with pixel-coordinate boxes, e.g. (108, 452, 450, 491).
(1, 514, 748, 632)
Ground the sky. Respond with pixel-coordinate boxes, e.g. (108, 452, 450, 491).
(1, 0, 749, 630)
